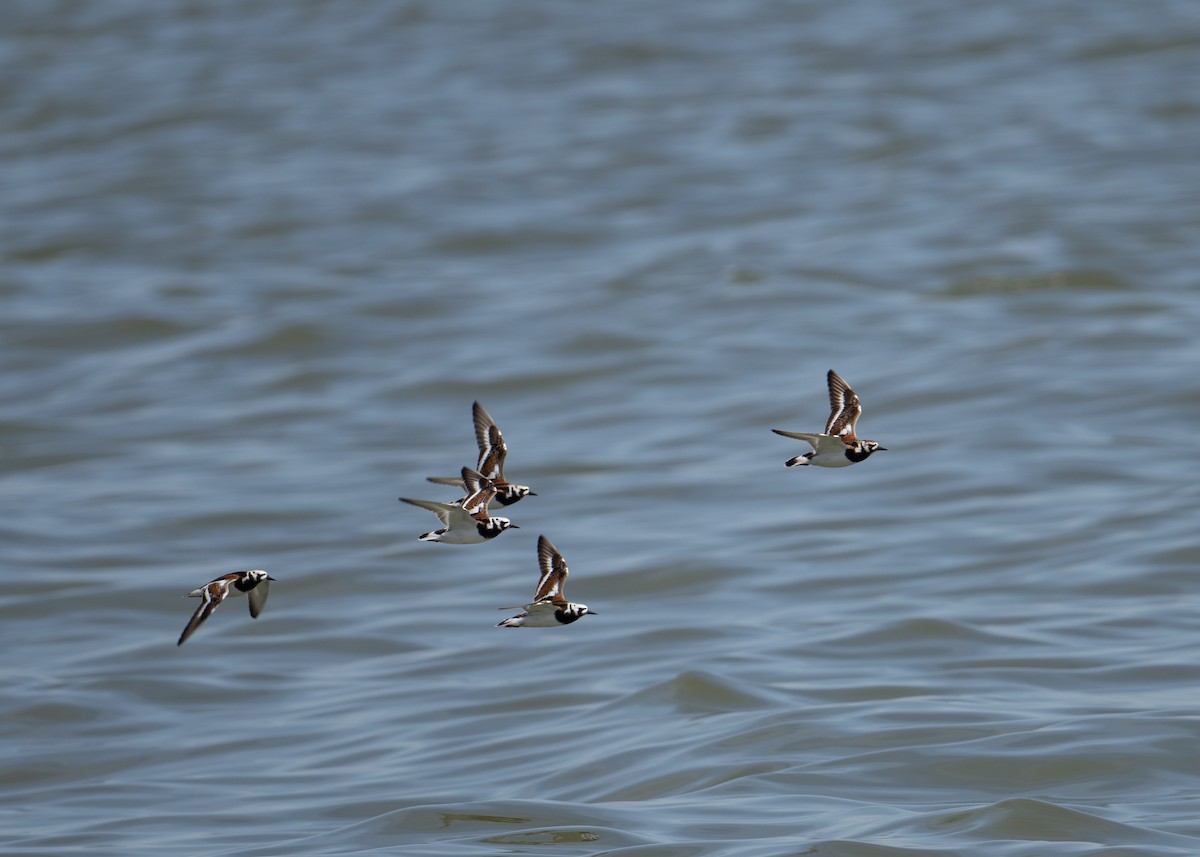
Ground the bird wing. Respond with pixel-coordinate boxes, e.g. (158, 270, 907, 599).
(461, 465, 499, 500)
(472, 402, 508, 473)
(771, 428, 823, 449)
(472, 401, 497, 450)
(477, 444, 506, 483)
(824, 369, 862, 438)
(460, 468, 497, 521)
(533, 534, 569, 601)
(398, 496, 458, 527)
(426, 475, 466, 488)
(246, 578, 270, 619)
(525, 600, 562, 617)
(177, 579, 230, 646)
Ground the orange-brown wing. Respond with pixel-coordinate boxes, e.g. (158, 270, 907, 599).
(825, 369, 862, 438)
(177, 578, 232, 646)
(533, 534, 569, 602)
(460, 467, 496, 521)
(477, 444, 506, 483)
(473, 403, 508, 478)
(471, 401, 497, 451)
(460, 465, 483, 497)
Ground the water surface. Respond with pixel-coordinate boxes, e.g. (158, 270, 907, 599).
(3, 2, 1200, 855)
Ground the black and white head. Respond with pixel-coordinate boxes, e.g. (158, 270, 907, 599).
(554, 601, 593, 625)
(235, 569, 274, 590)
(845, 438, 886, 463)
(493, 483, 535, 506)
(477, 516, 517, 539)
(236, 570, 275, 620)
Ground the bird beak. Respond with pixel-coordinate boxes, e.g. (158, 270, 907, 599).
(588, 610, 598, 616)
(267, 576, 277, 581)
(528, 491, 538, 496)
(877, 447, 888, 452)
(510, 524, 520, 528)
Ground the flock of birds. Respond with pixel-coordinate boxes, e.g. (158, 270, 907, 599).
(175, 370, 886, 644)
(399, 402, 593, 628)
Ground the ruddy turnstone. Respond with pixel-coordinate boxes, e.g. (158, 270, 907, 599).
(401, 467, 517, 543)
(772, 369, 887, 467)
(177, 569, 274, 646)
(427, 401, 535, 506)
(498, 535, 595, 628)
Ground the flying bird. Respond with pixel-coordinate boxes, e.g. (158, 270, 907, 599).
(177, 569, 274, 646)
(401, 467, 517, 543)
(427, 401, 535, 506)
(498, 535, 595, 628)
(772, 369, 887, 467)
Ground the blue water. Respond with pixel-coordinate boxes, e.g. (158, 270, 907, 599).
(3, 2, 1200, 855)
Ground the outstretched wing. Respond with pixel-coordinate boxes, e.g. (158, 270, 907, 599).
(533, 534, 569, 602)
(246, 578, 270, 619)
(526, 600, 564, 619)
(398, 496, 456, 527)
(825, 369, 862, 438)
(177, 579, 231, 646)
(460, 468, 497, 521)
(477, 445, 505, 483)
(473, 402, 508, 480)
(460, 465, 484, 497)
(426, 475, 466, 488)
(771, 428, 822, 449)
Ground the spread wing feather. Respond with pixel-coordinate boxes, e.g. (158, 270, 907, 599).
(246, 579, 270, 619)
(426, 475, 465, 488)
(533, 534, 569, 602)
(460, 468, 496, 521)
(824, 369, 862, 438)
(472, 402, 509, 479)
(771, 429, 822, 449)
(398, 496, 457, 527)
(177, 579, 231, 646)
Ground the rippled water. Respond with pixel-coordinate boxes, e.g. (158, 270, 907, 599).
(4, 2, 1200, 855)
